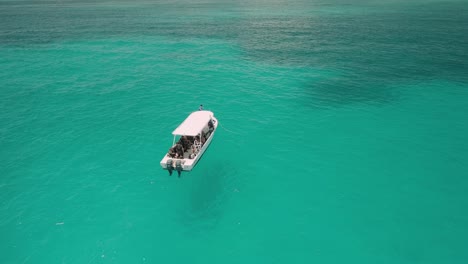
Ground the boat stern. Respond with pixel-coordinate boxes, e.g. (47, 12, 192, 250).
(160, 155, 194, 172)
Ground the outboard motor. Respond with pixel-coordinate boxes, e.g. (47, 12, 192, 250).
(166, 159, 173, 176)
(175, 160, 183, 177)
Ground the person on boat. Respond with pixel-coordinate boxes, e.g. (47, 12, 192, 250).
(208, 119, 214, 131)
(187, 136, 194, 144)
(175, 143, 184, 158)
(191, 144, 197, 154)
(199, 104, 203, 111)
(180, 136, 189, 150)
(168, 147, 176, 158)
(177, 137, 184, 150)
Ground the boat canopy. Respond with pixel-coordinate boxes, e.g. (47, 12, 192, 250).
(172, 111, 213, 136)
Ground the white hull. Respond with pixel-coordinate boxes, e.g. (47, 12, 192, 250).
(160, 112, 218, 172)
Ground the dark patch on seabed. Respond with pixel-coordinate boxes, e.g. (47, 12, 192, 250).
(1, 1, 467, 107)
(237, 11, 468, 106)
(303, 76, 398, 108)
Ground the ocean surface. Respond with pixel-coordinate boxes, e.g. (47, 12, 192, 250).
(1, 0, 468, 263)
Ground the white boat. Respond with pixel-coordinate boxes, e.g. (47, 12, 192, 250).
(160, 110, 218, 176)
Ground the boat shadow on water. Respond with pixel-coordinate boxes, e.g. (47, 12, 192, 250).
(177, 161, 237, 235)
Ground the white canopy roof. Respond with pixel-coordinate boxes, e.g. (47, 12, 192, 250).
(172, 111, 213, 136)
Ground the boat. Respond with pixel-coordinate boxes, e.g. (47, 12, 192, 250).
(160, 110, 218, 176)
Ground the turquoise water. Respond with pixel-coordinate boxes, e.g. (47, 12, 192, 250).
(1, 0, 468, 263)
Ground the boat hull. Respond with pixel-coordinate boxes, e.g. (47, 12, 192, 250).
(160, 116, 218, 172)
